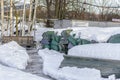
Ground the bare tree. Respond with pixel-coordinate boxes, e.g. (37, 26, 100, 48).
(45, 0, 53, 27)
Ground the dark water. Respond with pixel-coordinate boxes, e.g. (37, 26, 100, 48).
(60, 55, 120, 78)
(23, 49, 55, 80)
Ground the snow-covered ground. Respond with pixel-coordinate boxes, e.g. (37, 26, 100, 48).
(38, 49, 119, 80)
(35, 25, 120, 79)
(1, 21, 120, 80)
(0, 41, 51, 80)
(68, 43, 120, 61)
(70, 27, 120, 42)
(2, 21, 120, 43)
(0, 64, 49, 80)
(0, 41, 29, 69)
(35, 26, 120, 43)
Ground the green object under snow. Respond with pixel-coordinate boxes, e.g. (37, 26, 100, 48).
(41, 30, 92, 53)
(107, 34, 120, 43)
(81, 39, 91, 44)
(51, 40, 58, 46)
(43, 44, 50, 49)
(61, 29, 73, 38)
(51, 45, 59, 51)
(68, 36, 77, 46)
(42, 31, 55, 40)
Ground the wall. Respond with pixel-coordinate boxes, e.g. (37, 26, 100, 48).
(54, 20, 120, 28)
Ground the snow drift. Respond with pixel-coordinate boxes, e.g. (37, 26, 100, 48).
(0, 41, 29, 69)
(35, 27, 120, 43)
(69, 43, 120, 61)
(0, 64, 49, 80)
(38, 49, 103, 80)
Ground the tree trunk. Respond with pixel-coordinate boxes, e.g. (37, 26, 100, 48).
(46, 0, 52, 27)
(22, 0, 26, 36)
(1, 0, 4, 36)
(10, 0, 13, 36)
(28, 0, 33, 34)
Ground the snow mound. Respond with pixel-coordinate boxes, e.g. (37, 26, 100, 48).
(0, 41, 29, 69)
(58, 67, 101, 80)
(70, 27, 120, 42)
(0, 64, 49, 80)
(35, 27, 120, 42)
(68, 43, 120, 60)
(38, 49, 102, 80)
(38, 49, 64, 73)
(71, 28, 112, 42)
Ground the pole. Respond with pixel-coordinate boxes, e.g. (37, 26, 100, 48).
(33, 0, 38, 25)
(29, 0, 33, 21)
(22, 0, 26, 36)
(1, 0, 4, 36)
(13, 3, 19, 36)
(28, 0, 33, 35)
(10, 0, 13, 36)
(33, 0, 38, 40)
(31, 0, 38, 32)
(16, 11, 19, 36)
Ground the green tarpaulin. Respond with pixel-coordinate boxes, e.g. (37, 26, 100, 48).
(107, 34, 120, 43)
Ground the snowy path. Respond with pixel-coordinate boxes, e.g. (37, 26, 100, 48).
(23, 49, 55, 80)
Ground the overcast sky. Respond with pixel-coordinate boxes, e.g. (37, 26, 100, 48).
(18, 0, 30, 3)
(15, 0, 120, 7)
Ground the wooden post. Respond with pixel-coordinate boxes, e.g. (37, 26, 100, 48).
(30, 0, 38, 32)
(22, 0, 26, 36)
(32, 0, 38, 39)
(1, 0, 4, 36)
(10, 0, 13, 36)
(33, 0, 38, 25)
(16, 11, 19, 36)
(29, 0, 33, 22)
(28, 0, 33, 35)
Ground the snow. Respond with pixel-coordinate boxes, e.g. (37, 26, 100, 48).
(0, 41, 29, 69)
(14, 22, 119, 43)
(13, 23, 29, 32)
(34, 25, 68, 42)
(35, 26, 120, 42)
(34, 27, 54, 42)
(38, 49, 64, 74)
(58, 67, 101, 80)
(0, 64, 49, 80)
(68, 43, 120, 61)
(70, 27, 120, 42)
(108, 75, 116, 80)
(38, 49, 108, 80)
(1, 21, 120, 43)
(19, 0, 30, 3)
(34, 27, 82, 42)
(1, 22, 120, 79)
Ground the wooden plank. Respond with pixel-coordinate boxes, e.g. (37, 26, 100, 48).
(10, 0, 13, 36)
(60, 55, 120, 78)
(2, 36, 35, 47)
(22, 0, 26, 36)
(1, 0, 4, 36)
(28, 0, 33, 34)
